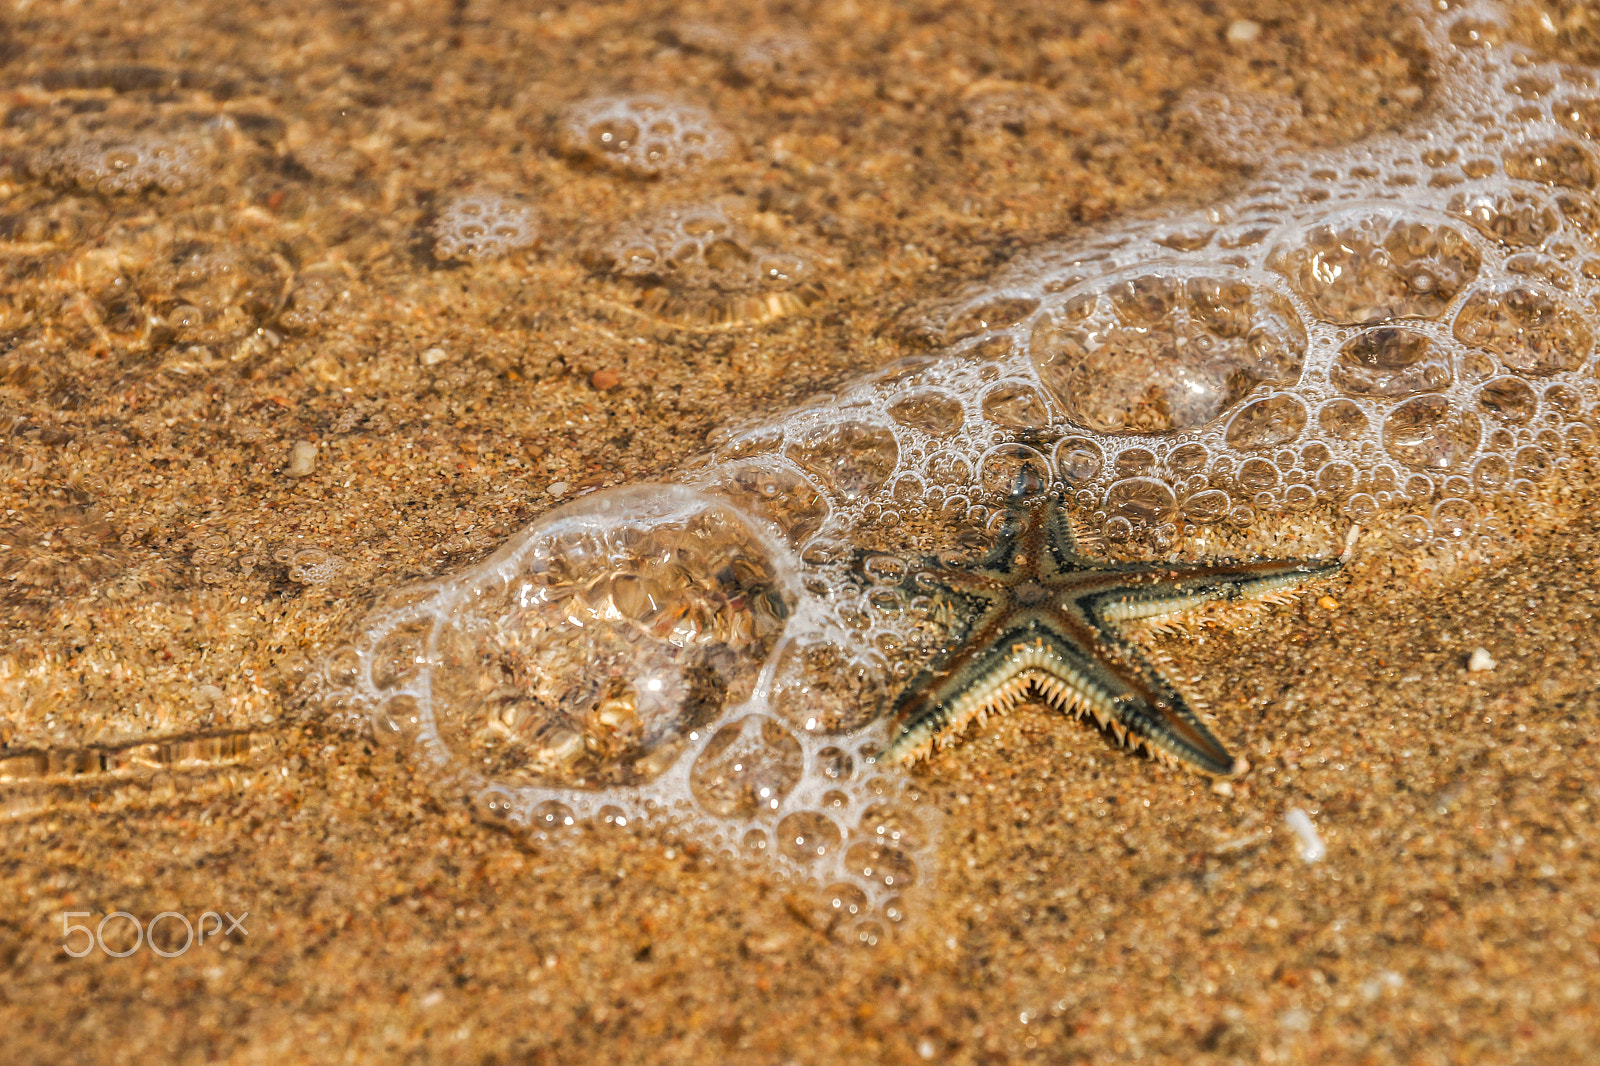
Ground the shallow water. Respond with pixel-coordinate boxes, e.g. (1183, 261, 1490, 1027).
(4, 0, 1600, 1062)
(328, 0, 1600, 934)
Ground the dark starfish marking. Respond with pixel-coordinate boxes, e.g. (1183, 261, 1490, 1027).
(881, 489, 1343, 776)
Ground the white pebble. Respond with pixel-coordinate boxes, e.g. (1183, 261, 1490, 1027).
(1284, 807, 1326, 863)
(286, 440, 318, 478)
(1278, 1007, 1311, 1033)
(547, 481, 570, 497)
(1468, 647, 1497, 672)
(420, 346, 449, 366)
(1360, 970, 1405, 1002)
(1227, 18, 1262, 45)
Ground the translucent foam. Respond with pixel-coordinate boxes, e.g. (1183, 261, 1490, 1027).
(557, 94, 734, 179)
(31, 132, 210, 195)
(431, 193, 539, 262)
(671, 21, 820, 94)
(696, 9, 1600, 554)
(586, 201, 824, 328)
(324, 486, 935, 934)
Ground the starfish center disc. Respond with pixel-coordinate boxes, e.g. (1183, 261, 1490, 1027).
(1015, 580, 1050, 606)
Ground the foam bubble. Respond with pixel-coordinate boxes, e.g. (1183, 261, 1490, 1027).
(1175, 88, 1304, 167)
(31, 133, 208, 195)
(958, 79, 1070, 140)
(587, 201, 824, 328)
(1029, 267, 1307, 435)
(784, 420, 900, 501)
(431, 193, 539, 262)
(276, 267, 352, 334)
(672, 21, 820, 93)
(1270, 208, 1482, 324)
(1453, 281, 1592, 373)
(158, 245, 291, 347)
(727, 11, 1600, 550)
(1331, 328, 1452, 397)
(557, 94, 734, 178)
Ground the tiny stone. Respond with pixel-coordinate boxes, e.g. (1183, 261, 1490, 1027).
(1211, 779, 1235, 797)
(1284, 807, 1326, 863)
(547, 481, 570, 496)
(1468, 647, 1497, 672)
(590, 368, 620, 391)
(1279, 1008, 1312, 1033)
(420, 346, 448, 366)
(1227, 18, 1262, 45)
(742, 931, 792, 954)
(1317, 595, 1339, 611)
(286, 440, 318, 478)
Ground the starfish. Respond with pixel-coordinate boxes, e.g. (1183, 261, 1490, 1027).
(880, 488, 1344, 776)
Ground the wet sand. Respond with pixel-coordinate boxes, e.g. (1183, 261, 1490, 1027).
(2, 0, 1598, 1062)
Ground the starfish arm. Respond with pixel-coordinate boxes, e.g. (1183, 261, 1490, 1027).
(1032, 603, 1239, 775)
(1061, 614, 1241, 776)
(983, 493, 1085, 579)
(880, 609, 1240, 776)
(928, 567, 1010, 597)
(1087, 556, 1342, 624)
(1037, 498, 1089, 577)
(880, 602, 1024, 762)
(977, 514, 1028, 575)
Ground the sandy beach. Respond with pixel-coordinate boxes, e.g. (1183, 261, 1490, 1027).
(3, 0, 1599, 1061)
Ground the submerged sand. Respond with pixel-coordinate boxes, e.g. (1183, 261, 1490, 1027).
(2, 0, 1599, 1062)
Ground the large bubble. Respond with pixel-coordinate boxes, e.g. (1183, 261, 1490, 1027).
(557, 94, 733, 178)
(358, 486, 796, 790)
(586, 201, 825, 328)
(1269, 209, 1481, 324)
(785, 420, 900, 500)
(1330, 327, 1453, 397)
(1029, 267, 1307, 435)
(1453, 281, 1593, 374)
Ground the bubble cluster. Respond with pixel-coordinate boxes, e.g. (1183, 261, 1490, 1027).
(831, 20, 1600, 551)
(45, 237, 290, 360)
(1174, 88, 1304, 166)
(31, 133, 208, 195)
(276, 547, 342, 586)
(325, 487, 933, 935)
(431, 193, 539, 262)
(672, 21, 820, 93)
(155, 244, 290, 346)
(958, 79, 1069, 139)
(0, 507, 126, 621)
(557, 94, 733, 178)
(587, 202, 823, 327)
(1030, 267, 1307, 434)
(276, 268, 351, 334)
